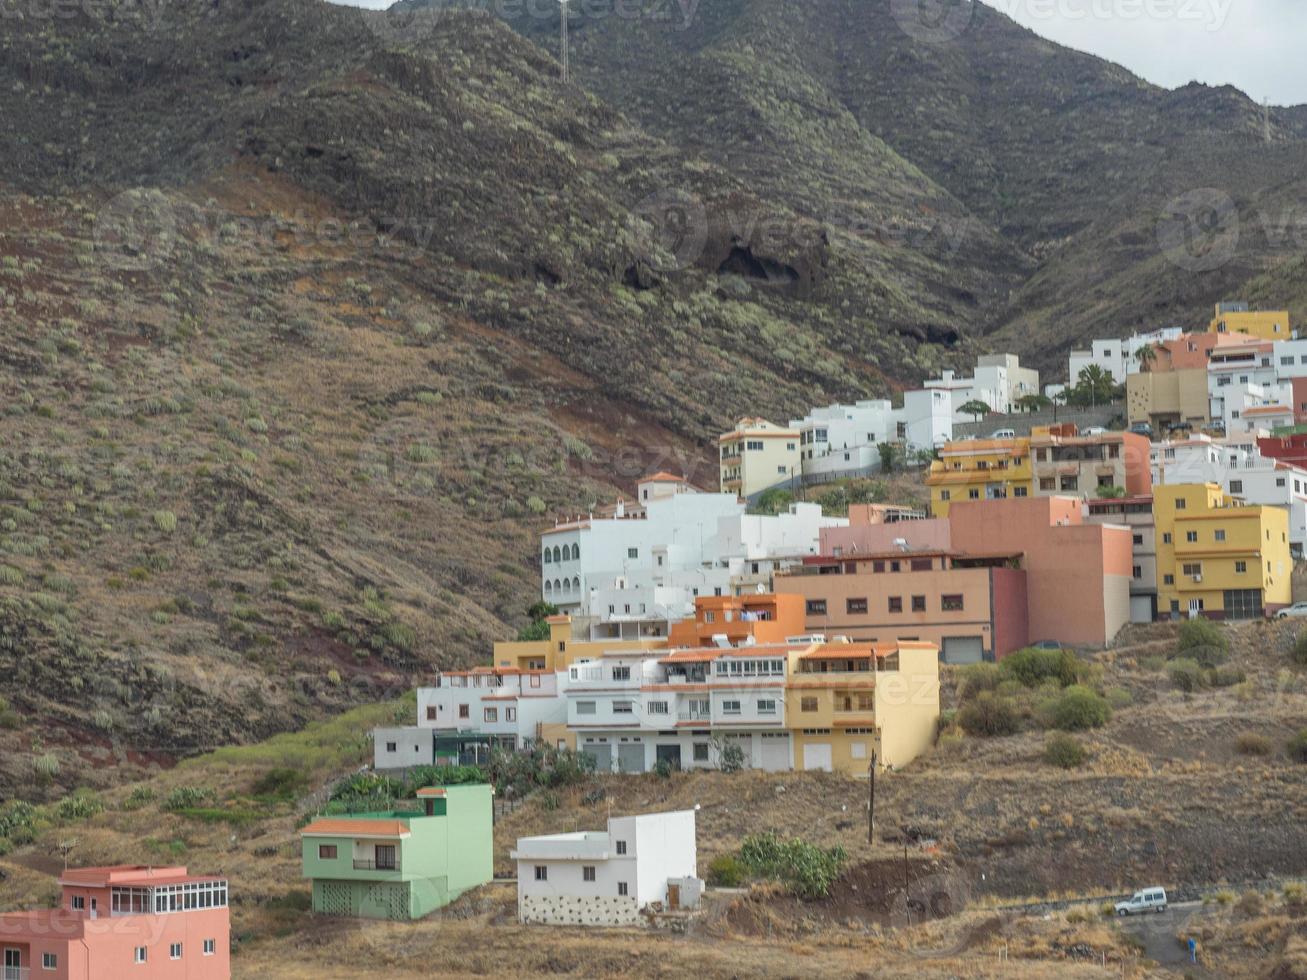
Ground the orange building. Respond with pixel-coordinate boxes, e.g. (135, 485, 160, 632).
(948, 496, 1133, 647)
(0, 866, 230, 979)
(667, 593, 805, 648)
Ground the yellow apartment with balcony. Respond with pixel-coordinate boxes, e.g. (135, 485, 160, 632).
(719, 417, 800, 499)
(1154, 484, 1291, 619)
(784, 641, 940, 772)
(925, 438, 1033, 517)
(1209, 302, 1291, 341)
(492, 616, 665, 672)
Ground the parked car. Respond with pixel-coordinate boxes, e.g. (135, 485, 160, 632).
(1028, 640, 1062, 651)
(990, 428, 1016, 439)
(1128, 422, 1153, 438)
(1115, 887, 1168, 916)
(1082, 426, 1107, 436)
(1276, 602, 1307, 619)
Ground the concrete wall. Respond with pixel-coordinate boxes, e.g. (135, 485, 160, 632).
(821, 518, 951, 556)
(952, 403, 1120, 439)
(874, 644, 942, 769)
(373, 727, 433, 769)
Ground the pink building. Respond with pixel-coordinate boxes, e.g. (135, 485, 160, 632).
(0, 866, 229, 980)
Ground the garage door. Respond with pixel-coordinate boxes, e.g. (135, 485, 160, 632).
(802, 742, 832, 772)
(1129, 595, 1154, 624)
(942, 636, 985, 665)
(758, 734, 788, 771)
(617, 743, 645, 774)
(581, 743, 612, 772)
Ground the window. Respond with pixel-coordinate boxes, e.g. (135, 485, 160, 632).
(425, 706, 437, 721)
(535, 866, 548, 881)
(1039, 477, 1055, 491)
(1163, 574, 1175, 585)
(483, 707, 498, 723)
(458, 704, 470, 719)
(135, 948, 148, 964)
(1230, 480, 1243, 494)
(1185, 531, 1198, 543)
(693, 743, 710, 762)
(1014, 486, 1028, 497)
(613, 700, 633, 715)
(43, 953, 57, 970)
(318, 844, 337, 860)
(940, 490, 951, 501)
(618, 882, 629, 896)
(910, 558, 932, 571)
(505, 707, 516, 722)
(612, 666, 630, 681)
(204, 940, 216, 956)
(911, 595, 926, 612)
(71, 895, 85, 910)
(1133, 534, 1143, 546)
(801, 696, 818, 712)
(846, 597, 868, 614)
(1214, 529, 1226, 542)
(722, 700, 741, 715)
(385, 741, 397, 753)
(627, 547, 638, 559)
(170, 943, 182, 961)
(888, 596, 903, 613)
(616, 840, 627, 855)
(647, 701, 669, 715)
(806, 599, 827, 615)
(1133, 565, 1142, 579)
(941, 594, 964, 611)
(1060, 476, 1078, 492)
(1182, 563, 1203, 577)
(757, 699, 777, 714)
(1175, 498, 1186, 510)
(1162, 532, 1172, 544)
(583, 866, 596, 882)
(968, 488, 980, 500)
(576, 701, 596, 715)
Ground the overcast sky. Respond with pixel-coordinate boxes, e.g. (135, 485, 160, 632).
(328, 0, 1307, 106)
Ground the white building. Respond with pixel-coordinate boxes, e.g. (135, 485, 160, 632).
(924, 354, 1040, 417)
(893, 387, 954, 450)
(1153, 434, 1307, 555)
(1067, 327, 1183, 386)
(512, 809, 702, 926)
(791, 401, 895, 482)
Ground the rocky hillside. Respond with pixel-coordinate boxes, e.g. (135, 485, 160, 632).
(1, 0, 1306, 797)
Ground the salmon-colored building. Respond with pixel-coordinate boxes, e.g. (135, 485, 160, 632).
(667, 593, 805, 648)
(948, 496, 1133, 648)
(0, 866, 230, 979)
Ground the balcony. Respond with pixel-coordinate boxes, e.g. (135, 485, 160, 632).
(3, 968, 29, 980)
(677, 707, 712, 722)
(352, 859, 401, 872)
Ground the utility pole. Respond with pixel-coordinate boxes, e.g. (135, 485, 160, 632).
(867, 751, 876, 845)
(559, 0, 570, 84)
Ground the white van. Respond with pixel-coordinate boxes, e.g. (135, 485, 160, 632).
(1115, 887, 1168, 915)
(990, 428, 1016, 440)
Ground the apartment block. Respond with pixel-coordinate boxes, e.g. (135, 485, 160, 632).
(718, 417, 800, 499)
(1209, 301, 1292, 341)
(925, 437, 1032, 517)
(301, 785, 493, 920)
(1085, 495, 1159, 623)
(1065, 327, 1183, 387)
(924, 354, 1040, 417)
(0, 865, 230, 980)
(1030, 425, 1152, 498)
(791, 401, 896, 483)
(1126, 332, 1248, 428)
(1154, 483, 1291, 619)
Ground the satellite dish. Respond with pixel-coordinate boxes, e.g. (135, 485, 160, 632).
(755, 583, 766, 594)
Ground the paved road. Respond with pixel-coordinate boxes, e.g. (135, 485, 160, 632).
(1111, 902, 1221, 973)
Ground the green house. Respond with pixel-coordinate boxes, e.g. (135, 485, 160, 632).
(300, 784, 493, 920)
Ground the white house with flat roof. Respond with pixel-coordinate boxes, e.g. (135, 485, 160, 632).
(512, 809, 701, 926)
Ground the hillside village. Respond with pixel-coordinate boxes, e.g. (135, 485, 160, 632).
(3, 301, 1307, 976)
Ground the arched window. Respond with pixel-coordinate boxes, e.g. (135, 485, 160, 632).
(544, 580, 552, 594)
(562, 578, 571, 594)
(572, 576, 580, 592)
(552, 546, 562, 563)
(573, 543, 580, 560)
(553, 579, 562, 593)
(543, 549, 552, 564)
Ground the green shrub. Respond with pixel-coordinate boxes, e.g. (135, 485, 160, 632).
(717, 738, 745, 773)
(0, 697, 18, 729)
(1289, 730, 1307, 764)
(1292, 633, 1307, 666)
(1043, 732, 1088, 769)
(1235, 733, 1272, 756)
(251, 768, 309, 800)
(57, 792, 104, 821)
(1208, 665, 1246, 688)
(1168, 658, 1205, 692)
(121, 786, 155, 811)
(738, 832, 846, 899)
(1000, 648, 1083, 688)
(1104, 686, 1133, 710)
(958, 692, 1020, 736)
(152, 510, 177, 533)
(1049, 685, 1111, 731)
(1176, 618, 1229, 667)
(0, 565, 23, 586)
(707, 854, 746, 887)
(653, 759, 674, 779)
(32, 752, 60, 779)
(163, 786, 216, 811)
(957, 662, 1001, 701)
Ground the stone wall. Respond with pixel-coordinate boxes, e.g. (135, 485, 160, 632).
(519, 893, 642, 927)
(952, 402, 1124, 439)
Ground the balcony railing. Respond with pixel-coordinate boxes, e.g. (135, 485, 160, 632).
(352, 859, 400, 872)
(677, 708, 712, 722)
(4, 967, 30, 980)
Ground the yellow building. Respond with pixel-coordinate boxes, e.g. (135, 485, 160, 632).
(925, 438, 1033, 517)
(492, 616, 664, 672)
(1209, 302, 1291, 341)
(718, 417, 800, 499)
(785, 642, 940, 773)
(1154, 483, 1291, 619)
(1126, 367, 1211, 428)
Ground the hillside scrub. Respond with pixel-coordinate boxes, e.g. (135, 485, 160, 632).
(1047, 685, 1112, 731)
(1290, 731, 1307, 764)
(738, 832, 847, 899)
(1043, 732, 1087, 769)
(1176, 619, 1230, 667)
(1293, 633, 1307, 666)
(958, 691, 1020, 736)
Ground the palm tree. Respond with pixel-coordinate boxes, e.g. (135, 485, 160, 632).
(1015, 393, 1052, 414)
(959, 399, 992, 423)
(1073, 365, 1115, 408)
(1135, 343, 1157, 373)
